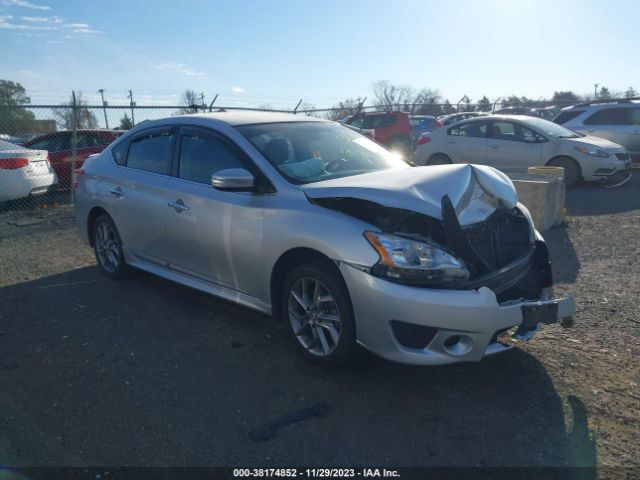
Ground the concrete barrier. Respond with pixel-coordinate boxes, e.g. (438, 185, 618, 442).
(508, 172, 565, 232)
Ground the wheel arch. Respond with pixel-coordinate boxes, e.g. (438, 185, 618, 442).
(546, 155, 582, 175)
(270, 247, 345, 317)
(427, 152, 452, 164)
(87, 206, 110, 247)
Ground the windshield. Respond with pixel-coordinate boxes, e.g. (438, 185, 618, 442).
(524, 117, 582, 138)
(236, 121, 409, 184)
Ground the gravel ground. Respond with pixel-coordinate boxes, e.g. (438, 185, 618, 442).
(0, 175, 638, 474)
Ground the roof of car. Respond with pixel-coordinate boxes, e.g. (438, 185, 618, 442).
(456, 114, 534, 122)
(180, 110, 326, 126)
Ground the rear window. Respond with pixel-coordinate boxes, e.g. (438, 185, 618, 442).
(584, 108, 630, 126)
(126, 131, 174, 174)
(448, 122, 487, 138)
(553, 110, 584, 124)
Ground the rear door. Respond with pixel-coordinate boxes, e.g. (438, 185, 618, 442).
(105, 127, 175, 266)
(627, 107, 640, 157)
(444, 120, 488, 163)
(485, 120, 543, 172)
(581, 107, 631, 147)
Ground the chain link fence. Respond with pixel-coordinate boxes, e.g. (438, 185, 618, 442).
(0, 100, 568, 215)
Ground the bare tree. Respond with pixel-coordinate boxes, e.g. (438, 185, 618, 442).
(52, 92, 98, 130)
(177, 89, 200, 114)
(624, 86, 638, 98)
(477, 96, 492, 112)
(551, 91, 581, 105)
(372, 80, 441, 112)
(323, 97, 366, 121)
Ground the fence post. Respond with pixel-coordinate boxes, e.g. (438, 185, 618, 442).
(71, 91, 78, 205)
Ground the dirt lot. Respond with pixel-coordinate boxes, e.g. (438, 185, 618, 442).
(0, 176, 638, 474)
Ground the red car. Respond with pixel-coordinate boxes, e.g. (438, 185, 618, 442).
(23, 129, 123, 188)
(342, 111, 412, 154)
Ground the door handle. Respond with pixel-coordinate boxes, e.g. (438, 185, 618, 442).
(109, 187, 124, 197)
(168, 199, 189, 212)
(489, 144, 499, 149)
(447, 140, 456, 144)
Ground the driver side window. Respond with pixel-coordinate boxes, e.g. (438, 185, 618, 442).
(178, 132, 246, 184)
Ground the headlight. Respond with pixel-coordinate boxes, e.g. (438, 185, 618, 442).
(575, 146, 611, 158)
(364, 231, 470, 286)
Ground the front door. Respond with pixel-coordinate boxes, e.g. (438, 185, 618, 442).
(164, 127, 268, 295)
(485, 120, 543, 173)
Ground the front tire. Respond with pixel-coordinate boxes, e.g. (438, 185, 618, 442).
(548, 156, 581, 187)
(280, 261, 357, 366)
(93, 214, 128, 279)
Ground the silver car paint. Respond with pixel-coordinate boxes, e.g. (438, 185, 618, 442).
(560, 104, 640, 158)
(76, 112, 575, 365)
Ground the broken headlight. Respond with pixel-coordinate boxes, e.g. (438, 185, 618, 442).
(364, 231, 470, 287)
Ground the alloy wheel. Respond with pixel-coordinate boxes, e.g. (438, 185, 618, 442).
(95, 221, 121, 273)
(287, 277, 342, 357)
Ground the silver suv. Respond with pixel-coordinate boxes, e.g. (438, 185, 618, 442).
(553, 99, 640, 161)
(75, 112, 575, 366)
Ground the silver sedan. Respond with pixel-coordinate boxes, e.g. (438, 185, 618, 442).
(75, 112, 575, 366)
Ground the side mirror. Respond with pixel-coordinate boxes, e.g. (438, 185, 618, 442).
(211, 168, 254, 190)
(524, 136, 539, 143)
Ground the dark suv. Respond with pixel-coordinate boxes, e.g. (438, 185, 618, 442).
(24, 129, 124, 188)
(342, 111, 412, 155)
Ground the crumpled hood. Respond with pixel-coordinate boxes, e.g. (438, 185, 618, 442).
(302, 164, 518, 226)
(568, 134, 625, 151)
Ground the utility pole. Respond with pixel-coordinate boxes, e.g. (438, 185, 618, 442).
(594, 83, 599, 100)
(128, 90, 135, 126)
(200, 92, 205, 109)
(71, 91, 78, 204)
(97, 88, 109, 129)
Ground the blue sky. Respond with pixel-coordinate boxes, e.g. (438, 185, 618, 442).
(1, 0, 639, 108)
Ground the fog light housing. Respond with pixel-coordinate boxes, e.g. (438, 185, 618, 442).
(443, 334, 473, 356)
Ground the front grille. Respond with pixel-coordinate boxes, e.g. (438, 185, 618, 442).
(463, 208, 532, 271)
(616, 152, 629, 161)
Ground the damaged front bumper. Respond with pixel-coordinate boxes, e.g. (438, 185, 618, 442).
(339, 262, 575, 366)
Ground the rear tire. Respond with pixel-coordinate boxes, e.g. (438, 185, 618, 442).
(547, 156, 581, 187)
(92, 214, 128, 280)
(427, 153, 452, 166)
(280, 260, 357, 366)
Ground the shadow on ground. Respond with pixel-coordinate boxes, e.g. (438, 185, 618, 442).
(544, 224, 581, 284)
(565, 173, 640, 216)
(0, 266, 596, 468)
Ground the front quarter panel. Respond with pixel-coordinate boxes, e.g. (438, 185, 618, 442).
(257, 189, 381, 301)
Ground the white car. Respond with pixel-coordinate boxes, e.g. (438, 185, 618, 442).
(0, 140, 58, 203)
(412, 115, 632, 186)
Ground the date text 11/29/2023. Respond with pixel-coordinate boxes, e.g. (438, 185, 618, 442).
(233, 468, 400, 478)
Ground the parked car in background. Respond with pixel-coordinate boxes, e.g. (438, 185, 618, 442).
(553, 99, 640, 162)
(413, 115, 631, 186)
(409, 115, 442, 140)
(0, 140, 58, 203)
(342, 111, 412, 155)
(75, 111, 574, 366)
(23, 129, 124, 188)
(438, 112, 488, 126)
(493, 106, 537, 116)
(342, 122, 376, 140)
